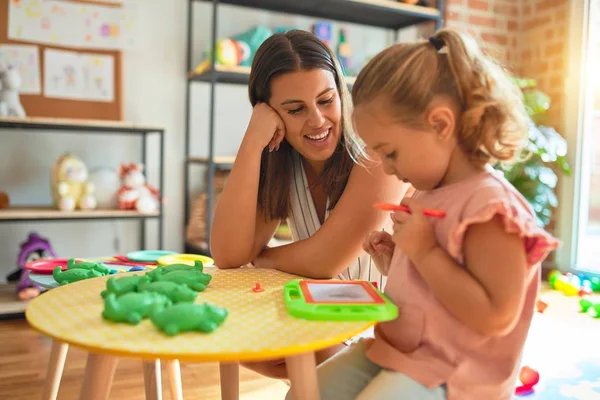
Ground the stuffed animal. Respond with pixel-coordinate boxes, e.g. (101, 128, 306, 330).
(117, 163, 160, 214)
(0, 64, 26, 118)
(51, 152, 97, 211)
(5, 232, 58, 301)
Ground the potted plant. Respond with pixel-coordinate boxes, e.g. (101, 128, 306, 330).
(495, 78, 571, 227)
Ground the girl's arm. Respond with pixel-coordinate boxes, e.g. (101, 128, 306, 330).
(412, 214, 528, 336)
(210, 138, 280, 269)
(251, 162, 408, 279)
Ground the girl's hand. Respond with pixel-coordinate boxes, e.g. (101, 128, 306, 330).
(363, 230, 395, 275)
(245, 102, 286, 152)
(391, 198, 438, 264)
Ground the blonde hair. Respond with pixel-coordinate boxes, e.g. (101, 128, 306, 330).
(352, 28, 529, 167)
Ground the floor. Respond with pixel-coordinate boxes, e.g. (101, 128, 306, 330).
(0, 319, 288, 399)
(0, 285, 598, 399)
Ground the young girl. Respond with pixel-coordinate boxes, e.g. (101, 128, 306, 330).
(285, 29, 560, 400)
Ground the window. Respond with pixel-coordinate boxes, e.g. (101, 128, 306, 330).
(559, 0, 600, 274)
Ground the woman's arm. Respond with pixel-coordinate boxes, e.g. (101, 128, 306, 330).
(411, 215, 528, 336)
(210, 104, 285, 268)
(210, 138, 280, 269)
(251, 161, 408, 279)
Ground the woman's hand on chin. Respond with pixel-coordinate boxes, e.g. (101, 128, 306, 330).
(245, 102, 286, 152)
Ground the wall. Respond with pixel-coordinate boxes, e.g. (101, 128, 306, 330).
(0, 0, 187, 277)
(0, 1, 406, 280)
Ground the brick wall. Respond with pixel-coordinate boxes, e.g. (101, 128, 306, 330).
(443, 0, 569, 130)
(445, 0, 521, 67)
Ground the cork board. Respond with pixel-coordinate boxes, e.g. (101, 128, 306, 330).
(0, 0, 122, 121)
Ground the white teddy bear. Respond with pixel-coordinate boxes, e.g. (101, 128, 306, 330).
(0, 64, 26, 118)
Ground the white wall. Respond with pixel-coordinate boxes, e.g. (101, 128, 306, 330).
(0, 1, 416, 281)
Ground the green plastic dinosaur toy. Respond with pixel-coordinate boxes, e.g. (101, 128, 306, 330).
(146, 261, 212, 283)
(150, 262, 212, 291)
(101, 274, 143, 298)
(53, 266, 104, 285)
(150, 302, 228, 336)
(67, 258, 112, 275)
(137, 280, 198, 303)
(102, 291, 172, 325)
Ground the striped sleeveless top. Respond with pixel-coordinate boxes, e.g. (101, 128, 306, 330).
(286, 152, 386, 288)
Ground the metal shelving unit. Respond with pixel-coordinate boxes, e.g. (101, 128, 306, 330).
(184, 0, 445, 254)
(0, 116, 165, 250)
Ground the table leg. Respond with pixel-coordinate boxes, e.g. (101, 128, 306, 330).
(165, 359, 183, 400)
(142, 359, 162, 400)
(41, 340, 68, 400)
(78, 353, 118, 400)
(219, 362, 239, 400)
(285, 352, 320, 400)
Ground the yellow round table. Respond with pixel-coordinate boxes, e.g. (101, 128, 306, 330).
(27, 267, 373, 400)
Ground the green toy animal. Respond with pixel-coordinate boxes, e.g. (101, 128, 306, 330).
(53, 266, 104, 285)
(67, 258, 112, 275)
(150, 261, 212, 291)
(101, 274, 143, 298)
(137, 280, 198, 303)
(150, 302, 228, 336)
(102, 291, 171, 325)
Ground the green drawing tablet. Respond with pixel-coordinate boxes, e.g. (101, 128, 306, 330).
(283, 279, 398, 322)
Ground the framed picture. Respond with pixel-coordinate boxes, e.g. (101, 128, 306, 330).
(283, 279, 398, 322)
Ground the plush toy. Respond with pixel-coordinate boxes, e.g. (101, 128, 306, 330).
(51, 152, 97, 211)
(0, 64, 26, 118)
(117, 163, 160, 214)
(191, 25, 273, 74)
(5, 232, 58, 301)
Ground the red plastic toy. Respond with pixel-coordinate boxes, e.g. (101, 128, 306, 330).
(535, 298, 548, 313)
(252, 282, 265, 293)
(515, 366, 539, 396)
(373, 202, 446, 218)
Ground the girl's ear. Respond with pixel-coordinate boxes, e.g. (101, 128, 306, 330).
(427, 106, 456, 142)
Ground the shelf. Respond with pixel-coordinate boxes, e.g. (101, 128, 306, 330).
(189, 65, 357, 86)
(193, 0, 441, 30)
(0, 207, 160, 222)
(0, 284, 27, 319)
(187, 155, 236, 169)
(0, 116, 164, 134)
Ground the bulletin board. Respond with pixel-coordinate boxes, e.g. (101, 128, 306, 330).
(0, 0, 123, 120)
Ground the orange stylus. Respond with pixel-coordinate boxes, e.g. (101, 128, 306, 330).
(374, 202, 447, 218)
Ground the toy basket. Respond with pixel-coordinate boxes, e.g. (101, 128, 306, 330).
(185, 170, 229, 245)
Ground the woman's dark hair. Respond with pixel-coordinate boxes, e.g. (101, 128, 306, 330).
(249, 29, 365, 221)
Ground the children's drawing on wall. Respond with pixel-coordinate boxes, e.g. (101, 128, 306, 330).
(0, 44, 41, 95)
(43, 49, 114, 102)
(8, 0, 138, 51)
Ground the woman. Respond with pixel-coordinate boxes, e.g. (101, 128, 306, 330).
(210, 30, 409, 379)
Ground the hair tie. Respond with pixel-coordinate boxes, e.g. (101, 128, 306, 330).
(428, 36, 445, 51)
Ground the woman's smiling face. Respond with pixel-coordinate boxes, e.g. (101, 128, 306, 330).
(269, 68, 342, 168)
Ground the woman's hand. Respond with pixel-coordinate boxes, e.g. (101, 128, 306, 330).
(363, 230, 395, 275)
(245, 102, 286, 152)
(391, 198, 438, 264)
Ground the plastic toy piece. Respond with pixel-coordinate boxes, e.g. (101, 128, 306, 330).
(53, 266, 104, 285)
(284, 279, 398, 322)
(102, 291, 171, 325)
(101, 274, 143, 298)
(126, 250, 177, 263)
(252, 282, 264, 293)
(515, 366, 539, 396)
(373, 202, 446, 218)
(66, 258, 111, 275)
(151, 262, 212, 292)
(137, 281, 199, 303)
(157, 253, 215, 267)
(150, 302, 228, 336)
(579, 298, 600, 317)
(146, 260, 210, 282)
(535, 298, 548, 313)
